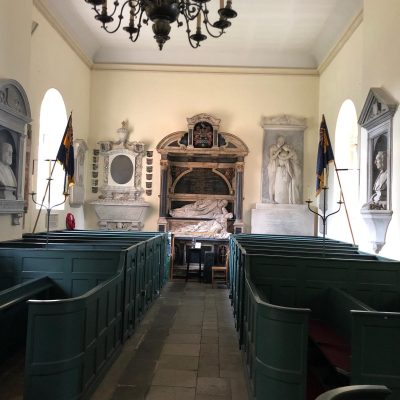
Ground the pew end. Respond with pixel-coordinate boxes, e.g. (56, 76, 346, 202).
(315, 385, 391, 400)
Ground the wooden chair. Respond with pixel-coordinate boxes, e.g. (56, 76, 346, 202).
(211, 251, 229, 288)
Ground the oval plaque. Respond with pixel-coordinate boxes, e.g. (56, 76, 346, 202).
(110, 155, 133, 184)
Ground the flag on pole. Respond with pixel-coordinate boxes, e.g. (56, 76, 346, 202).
(316, 114, 334, 195)
(56, 113, 75, 188)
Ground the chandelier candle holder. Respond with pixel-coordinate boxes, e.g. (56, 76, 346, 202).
(306, 186, 343, 256)
(30, 159, 69, 247)
(84, 0, 237, 50)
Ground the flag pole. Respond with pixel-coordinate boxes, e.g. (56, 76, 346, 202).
(333, 160, 356, 245)
(32, 111, 73, 233)
(32, 159, 56, 233)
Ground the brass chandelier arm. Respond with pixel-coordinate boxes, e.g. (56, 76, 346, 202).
(84, 0, 237, 50)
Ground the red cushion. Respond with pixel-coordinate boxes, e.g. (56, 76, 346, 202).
(309, 319, 350, 374)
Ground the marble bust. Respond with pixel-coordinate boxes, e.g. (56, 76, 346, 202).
(362, 151, 388, 210)
(0, 142, 17, 198)
(170, 199, 229, 219)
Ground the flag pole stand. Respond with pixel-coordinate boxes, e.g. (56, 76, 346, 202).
(333, 161, 356, 245)
(306, 186, 343, 256)
(30, 159, 69, 247)
(32, 159, 57, 233)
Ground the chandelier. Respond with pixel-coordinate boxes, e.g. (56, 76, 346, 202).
(84, 0, 237, 50)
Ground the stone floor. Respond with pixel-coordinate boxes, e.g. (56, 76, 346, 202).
(90, 281, 250, 400)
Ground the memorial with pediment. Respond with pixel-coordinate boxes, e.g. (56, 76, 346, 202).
(156, 113, 249, 236)
(359, 88, 398, 253)
(0, 79, 31, 225)
(91, 121, 149, 230)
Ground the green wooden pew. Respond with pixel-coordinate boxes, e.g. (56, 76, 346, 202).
(242, 262, 400, 400)
(242, 269, 310, 400)
(228, 235, 375, 338)
(229, 234, 400, 398)
(0, 277, 55, 362)
(0, 232, 168, 400)
(17, 231, 169, 308)
(24, 256, 125, 400)
(23, 230, 170, 287)
(239, 247, 400, 399)
(0, 237, 164, 329)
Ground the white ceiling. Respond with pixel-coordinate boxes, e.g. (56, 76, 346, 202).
(37, 0, 363, 69)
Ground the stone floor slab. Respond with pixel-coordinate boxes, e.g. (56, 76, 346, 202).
(152, 369, 197, 388)
(146, 386, 195, 400)
(196, 377, 231, 397)
(161, 343, 200, 357)
(157, 355, 199, 371)
(90, 282, 250, 400)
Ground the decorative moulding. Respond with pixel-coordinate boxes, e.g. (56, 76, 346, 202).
(91, 121, 149, 231)
(0, 79, 32, 225)
(69, 139, 88, 208)
(358, 88, 398, 130)
(261, 114, 307, 130)
(358, 87, 398, 253)
(360, 209, 393, 254)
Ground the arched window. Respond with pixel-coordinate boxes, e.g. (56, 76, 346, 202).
(329, 99, 360, 242)
(36, 89, 67, 210)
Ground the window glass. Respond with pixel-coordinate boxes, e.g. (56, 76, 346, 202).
(37, 89, 67, 210)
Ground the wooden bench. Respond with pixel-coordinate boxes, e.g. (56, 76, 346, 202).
(0, 276, 54, 311)
(0, 233, 168, 400)
(309, 287, 374, 376)
(0, 276, 54, 361)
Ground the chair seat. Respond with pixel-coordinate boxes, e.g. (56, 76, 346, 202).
(212, 266, 227, 272)
(211, 265, 228, 287)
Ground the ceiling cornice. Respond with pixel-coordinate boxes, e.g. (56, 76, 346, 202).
(318, 9, 363, 74)
(33, 0, 93, 69)
(91, 63, 319, 76)
(34, 1, 361, 77)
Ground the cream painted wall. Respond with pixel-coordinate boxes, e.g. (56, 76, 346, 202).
(318, 24, 364, 246)
(0, 0, 32, 88)
(87, 69, 319, 231)
(24, 6, 91, 236)
(360, 0, 400, 259)
(319, 0, 400, 259)
(0, 0, 32, 240)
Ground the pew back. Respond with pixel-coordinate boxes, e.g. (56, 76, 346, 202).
(0, 232, 169, 400)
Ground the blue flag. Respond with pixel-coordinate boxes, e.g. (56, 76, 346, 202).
(316, 114, 334, 195)
(56, 113, 74, 189)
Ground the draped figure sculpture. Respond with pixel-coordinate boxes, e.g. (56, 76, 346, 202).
(170, 199, 229, 219)
(267, 136, 301, 204)
(173, 209, 233, 238)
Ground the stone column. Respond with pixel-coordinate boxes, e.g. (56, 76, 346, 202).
(234, 162, 244, 233)
(158, 159, 169, 231)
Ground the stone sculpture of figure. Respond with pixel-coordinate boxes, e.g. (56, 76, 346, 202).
(114, 120, 130, 149)
(170, 199, 229, 219)
(174, 210, 233, 238)
(267, 136, 301, 204)
(0, 142, 17, 189)
(362, 151, 388, 210)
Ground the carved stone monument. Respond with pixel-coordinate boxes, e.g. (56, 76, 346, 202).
(0, 79, 31, 225)
(359, 88, 398, 253)
(69, 139, 88, 207)
(91, 121, 149, 230)
(156, 113, 249, 234)
(251, 114, 316, 235)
